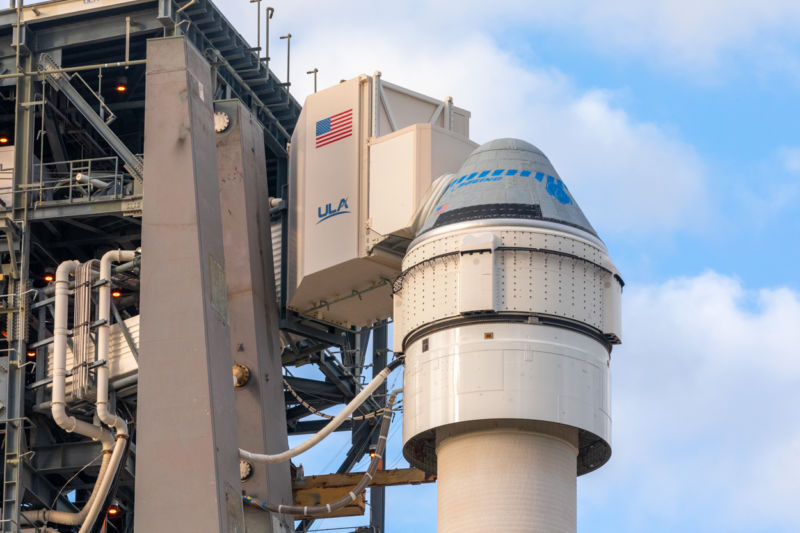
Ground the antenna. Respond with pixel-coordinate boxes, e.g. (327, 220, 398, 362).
(264, 7, 274, 74)
(249, 0, 261, 54)
(306, 68, 318, 93)
(280, 33, 291, 88)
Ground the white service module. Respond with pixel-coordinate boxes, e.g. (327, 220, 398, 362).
(287, 74, 476, 327)
(394, 139, 623, 533)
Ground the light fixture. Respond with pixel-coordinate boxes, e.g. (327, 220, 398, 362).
(44, 273, 54, 283)
(115, 75, 128, 93)
(107, 498, 121, 517)
(111, 290, 122, 298)
(26, 350, 36, 358)
(0, 137, 8, 144)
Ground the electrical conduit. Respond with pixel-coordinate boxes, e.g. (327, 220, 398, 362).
(243, 389, 401, 516)
(240, 357, 404, 464)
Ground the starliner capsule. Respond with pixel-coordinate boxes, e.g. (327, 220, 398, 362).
(393, 138, 623, 533)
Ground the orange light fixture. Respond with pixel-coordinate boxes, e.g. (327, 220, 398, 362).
(115, 75, 128, 93)
(107, 505, 120, 517)
(0, 137, 8, 144)
(44, 274, 55, 283)
(111, 290, 122, 298)
(26, 350, 36, 358)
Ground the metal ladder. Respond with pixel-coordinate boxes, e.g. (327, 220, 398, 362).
(0, 268, 32, 533)
(0, 417, 29, 532)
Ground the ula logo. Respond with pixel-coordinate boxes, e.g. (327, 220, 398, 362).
(317, 198, 351, 224)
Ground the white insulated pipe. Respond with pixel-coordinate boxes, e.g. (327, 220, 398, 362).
(22, 452, 112, 525)
(72, 250, 139, 533)
(26, 260, 118, 526)
(52, 260, 115, 446)
(96, 249, 138, 436)
(77, 435, 128, 533)
(240, 358, 403, 464)
(436, 428, 579, 533)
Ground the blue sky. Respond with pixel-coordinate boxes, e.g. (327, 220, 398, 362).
(218, 2, 800, 531)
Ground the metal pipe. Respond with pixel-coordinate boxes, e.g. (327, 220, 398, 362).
(75, 249, 137, 533)
(39, 258, 139, 297)
(243, 389, 402, 516)
(280, 33, 291, 87)
(77, 435, 127, 533)
(125, 16, 131, 65)
(52, 260, 114, 445)
(75, 172, 110, 190)
(372, 71, 381, 137)
(251, 0, 261, 53)
(22, 260, 117, 527)
(96, 249, 137, 436)
(306, 68, 318, 93)
(176, 0, 196, 14)
(264, 7, 274, 68)
(240, 357, 404, 464)
(22, 453, 113, 525)
(0, 59, 148, 80)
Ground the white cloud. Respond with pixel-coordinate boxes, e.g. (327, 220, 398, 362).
(397, 0, 800, 78)
(234, 1, 800, 78)
(780, 146, 800, 173)
(221, 2, 710, 236)
(581, 272, 800, 531)
(527, 0, 800, 76)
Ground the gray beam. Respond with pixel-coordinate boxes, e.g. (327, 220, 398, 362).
(284, 377, 347, 404)
(215, 99, 292, 533)
(27, 197, 142, 220)
(32, 8, 161, 53)
(32, 440, 103, 475)
(136, 36, 243, 533)
(370, 325, 388, 533)
(290, 419, 353, 436)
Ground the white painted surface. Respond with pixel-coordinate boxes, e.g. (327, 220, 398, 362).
(437, 428, 578, 533)
(287, 75, 474, 326)
(394, 223, 622, 349)
(402, 323, 611, 448)
(457, 233, 498, 313)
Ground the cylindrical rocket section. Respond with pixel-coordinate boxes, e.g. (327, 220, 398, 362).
(394, 139, 623, 532)
(437, 426, 578, 533)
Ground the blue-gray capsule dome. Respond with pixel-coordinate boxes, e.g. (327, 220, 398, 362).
(419, 138, 597, 238)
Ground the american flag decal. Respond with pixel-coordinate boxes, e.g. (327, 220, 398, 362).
(316, 109, 353, 148)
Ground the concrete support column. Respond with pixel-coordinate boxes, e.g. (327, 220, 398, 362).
(215, 99, 293, 533)
(136, 37, 244, 533)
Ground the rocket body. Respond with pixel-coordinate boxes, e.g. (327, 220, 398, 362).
(393, 139, 623, 532)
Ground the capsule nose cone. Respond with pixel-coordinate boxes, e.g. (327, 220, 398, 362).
(420, 138, 598, 238)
